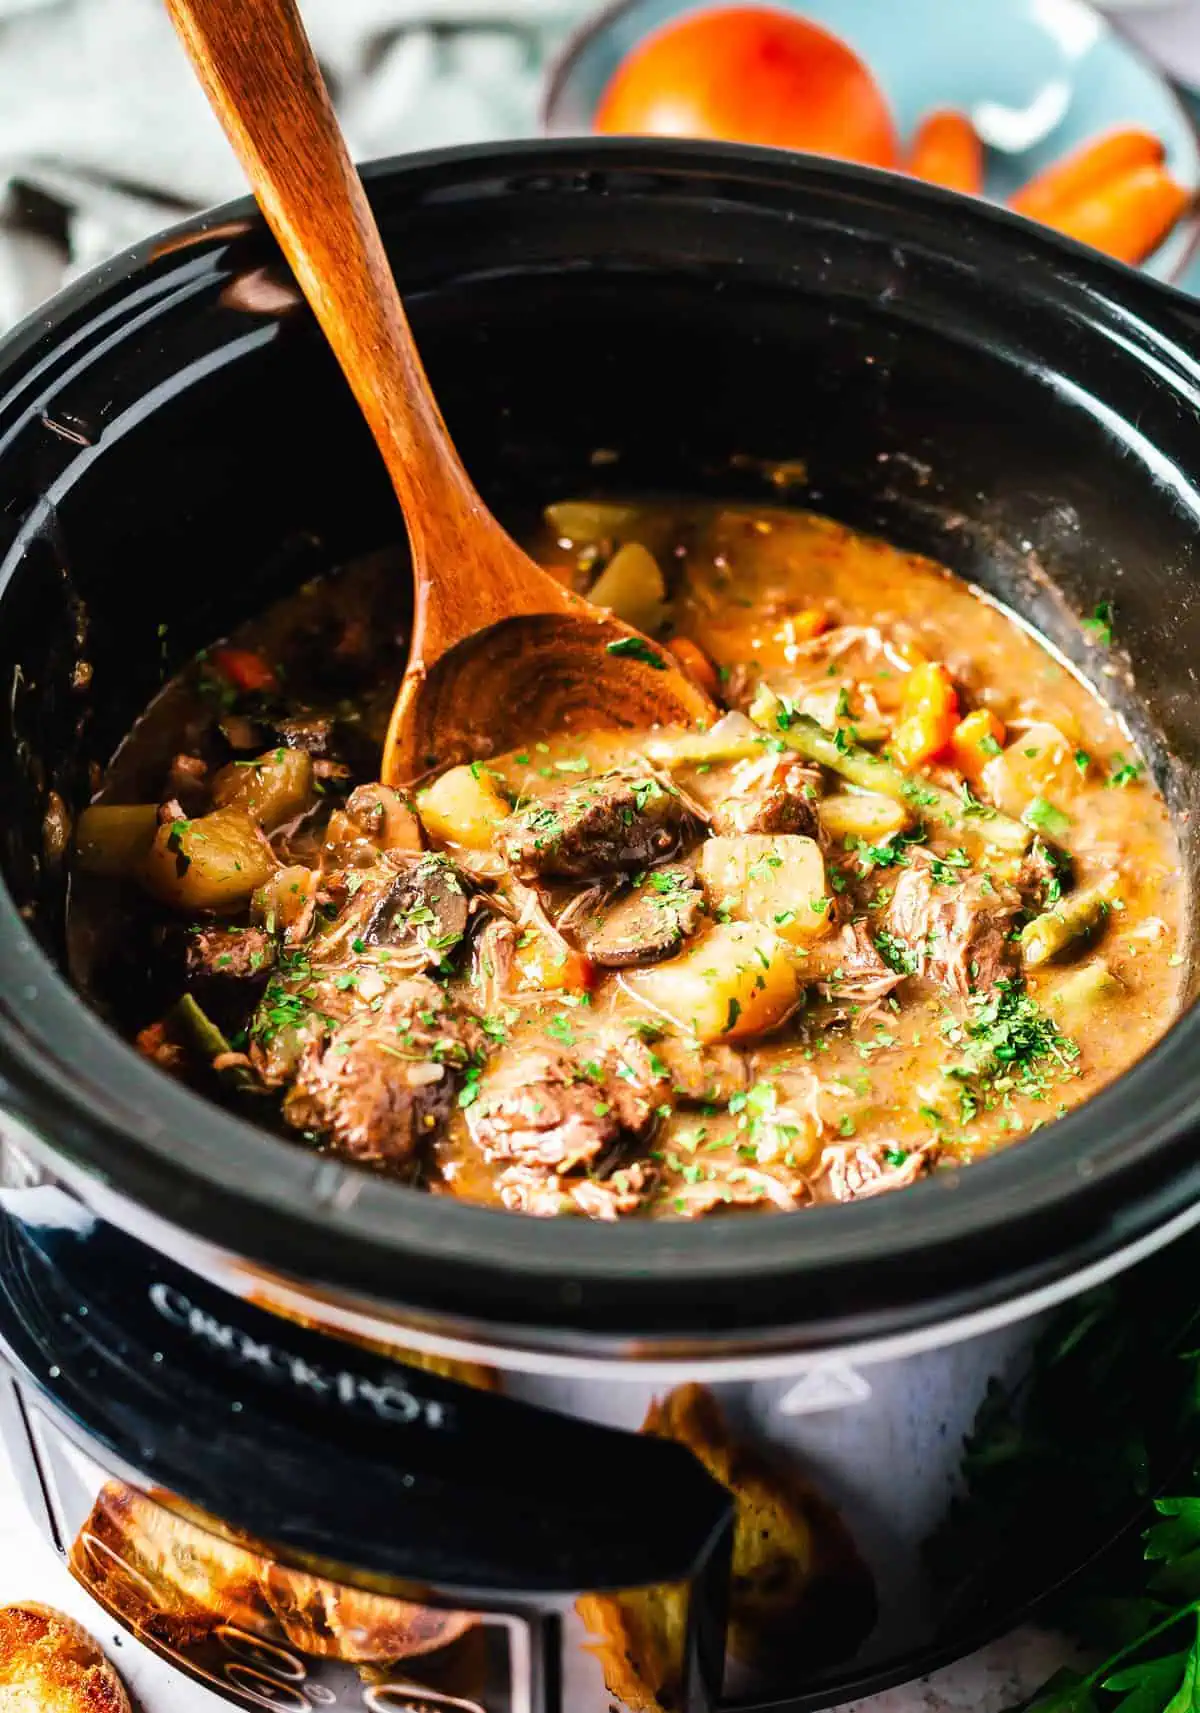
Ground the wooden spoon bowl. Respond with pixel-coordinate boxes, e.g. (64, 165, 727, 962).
(386, 611, 714, 778)
(166, 0, 713, 788)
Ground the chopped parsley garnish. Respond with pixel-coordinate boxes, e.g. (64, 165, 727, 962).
(945, 980, 1079, 1097)
(605, 636, 666, 668)
(875, 930, 919, 975)
(1024, 796, 1071, 839)
(1106, 754, 1143, 789)
(1082, 599, 1113, 646)
(928, 847, 971, 884)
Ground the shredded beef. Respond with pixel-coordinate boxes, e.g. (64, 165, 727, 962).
(817, 1140, 938, 1202)
(668, 1169, 806, 1216)
(813, 919, 906, 1004)
(498, 1160, 656, 1220)
(1018, 836, 1071, 911)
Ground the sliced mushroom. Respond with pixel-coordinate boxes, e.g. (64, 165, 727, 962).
(362, 854, 470, 965)
(582, 864, 702, 969)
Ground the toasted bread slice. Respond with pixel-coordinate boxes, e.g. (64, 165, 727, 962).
(0, 1602, 131, 1713)
(578, 1384, 876, 1713)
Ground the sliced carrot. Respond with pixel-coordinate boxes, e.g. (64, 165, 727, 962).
(208, 646, 278, 695)
(667, 636, 722, 699)
(1040, 164, 1190, 266)
(891, 661, 960, 768)
(908, 110, 983, 195)
(950, 707, 1006, 777)
(1010, 127, 1164, 221)
(513, 936, 594, 994)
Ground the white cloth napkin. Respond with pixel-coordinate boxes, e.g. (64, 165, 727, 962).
(0, 0, 1194, 329)
(0, 0, 583, 323)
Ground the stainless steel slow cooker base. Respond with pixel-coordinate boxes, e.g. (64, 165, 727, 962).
(2, 1118, 1198, 1713)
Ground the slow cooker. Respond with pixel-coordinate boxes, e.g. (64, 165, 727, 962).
(1, 140, 1200, 1713)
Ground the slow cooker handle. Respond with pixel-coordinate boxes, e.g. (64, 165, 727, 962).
(0, 1186, 734, 1603)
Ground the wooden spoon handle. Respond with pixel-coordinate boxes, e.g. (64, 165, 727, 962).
(164, 0, 574, 655)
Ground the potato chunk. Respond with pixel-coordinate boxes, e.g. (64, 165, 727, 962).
(212, 746, 313, 830)
(587, 542, 668, 634)
(624, 923, 800, 1042)
(982, 722, 1075, 818)
(417, 764, 511, 851)
(75, 803, 159, 876)
(818, 792, 911, 844)
(699, 834, 833, 945)
(142, 808, 275, 911)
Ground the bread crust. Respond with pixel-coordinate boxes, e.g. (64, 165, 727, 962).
(578, 1384, 877, 1713)
(0, 1601, 132, 1713)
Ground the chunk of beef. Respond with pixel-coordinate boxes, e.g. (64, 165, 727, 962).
(1018, 835, 1072, 911)
(282, 978, 484, 1168)
(582, 864, 703, 968)
(800, 920, 904, 1005)
(817, 1140, 937, 1202)
(500, 770, 695, 882)
(497, 1160, 655, 1220)
(711, 759, 821, 840)
(362, 854, 470, 969)
(883, 855, 1021, 996)
(617, 1032, 748, 1105)
(163, 754, 209, 816)
(184, 924, 276, 988)
(273, 715, 336, 759)
(468, 1050, 658, 1175)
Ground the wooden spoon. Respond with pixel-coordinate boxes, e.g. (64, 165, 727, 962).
(165, 0, 714, 784)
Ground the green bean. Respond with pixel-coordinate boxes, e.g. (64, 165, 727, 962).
(74, 803, 159, 876)
(168, 995, 262, 1096)
(748, 686, 1030, 852)
(1043, 958, 1123, 1033)
(645, 711, 767, 768)
(1020, 873, 1122, 968)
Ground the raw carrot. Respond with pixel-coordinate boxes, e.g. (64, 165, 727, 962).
(1010, 127, 1164, 221)
(667, 636, 721, 699)
(908, 110, 983, 195)
(1040, 164, 1190, 266)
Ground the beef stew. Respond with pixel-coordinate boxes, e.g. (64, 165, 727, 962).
(69, 500, 1184, 1219)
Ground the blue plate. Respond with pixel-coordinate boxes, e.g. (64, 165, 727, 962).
(541, 0, 1200, 280)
